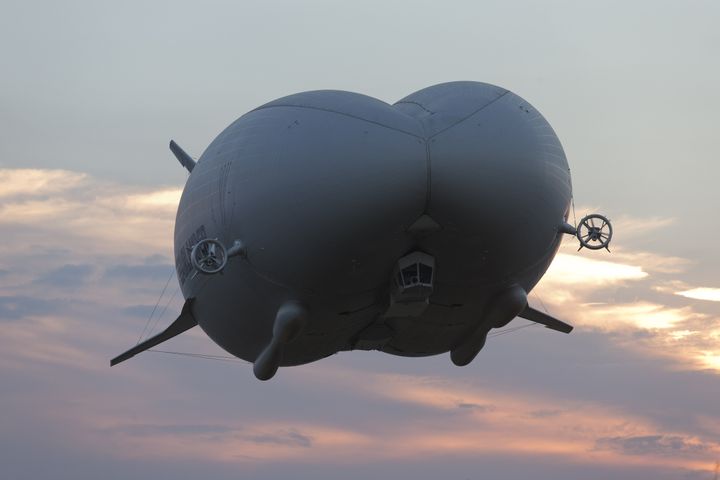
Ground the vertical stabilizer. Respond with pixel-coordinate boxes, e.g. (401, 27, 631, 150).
(170, 140, 196, 173)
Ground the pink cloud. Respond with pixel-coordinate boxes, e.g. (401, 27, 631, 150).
(1, 169, 719, 479)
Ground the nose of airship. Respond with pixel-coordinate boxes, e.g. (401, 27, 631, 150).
(175, 82, 571, 301)
(170, 81, 575, 370)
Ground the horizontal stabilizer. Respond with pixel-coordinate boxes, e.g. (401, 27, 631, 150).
(518, 305, 573, 334)
(111, 299, 197, 366)
(169, 140, 196, 173)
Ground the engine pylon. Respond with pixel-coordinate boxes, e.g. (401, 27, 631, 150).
(450, 285, 528, 366)
(253, 302, 308, 381)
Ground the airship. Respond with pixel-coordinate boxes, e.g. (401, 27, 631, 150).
(111, 81, 612, 380)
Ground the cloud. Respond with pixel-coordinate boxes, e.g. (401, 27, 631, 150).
(124, 188, 182, 212)
(546, 252, 648, 286)
(529, 227, 720, 375)
(114, 423, 312, 448)
(456, 402, 494, 412)
(529, 409, 563, 418)
(121, 304, 158, 318)
(596, 435, 709, 457)
(269, 368, 720, 472)
(0, 295, 67, 321)
(142, 254, 171, 265)
(69, 362, 716, 472)
(33, 264, 95, 287)
(1, 167, 719, 480)
(608, 215, 676, 241)
(698, 353, 720, 371)
(0, 168, 86, 199)
(100, 419, 365, 463)
(104, 263, 174, 282)
(114, 423, 237, 437)
(610, 248, 690, 275)
(580, 301, 701, 330)
(532, 246, 653, 305)
(0, 168, 179, 257)
(0, 169, 187, 372)
(244, 429, 313, 448)
(676, 288, 720, 302)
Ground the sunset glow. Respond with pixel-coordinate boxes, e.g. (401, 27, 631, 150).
(1, 168, 719, 478)
(3, 3, 720, 477)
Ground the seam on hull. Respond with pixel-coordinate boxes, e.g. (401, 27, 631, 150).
(428, 90, 510, 140)
(400, 111, 432, 215)
(424, 136, 432, 212)
(251, 104, 425, 140)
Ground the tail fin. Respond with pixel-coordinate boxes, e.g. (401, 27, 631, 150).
(518, 305, 573, 334)
(111, 299, 197, 366)
(170, 140, 196, 173)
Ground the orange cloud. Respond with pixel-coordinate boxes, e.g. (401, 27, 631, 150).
(1, 169, 719, 479)
(528, 223, 720, 375)
(0, 168, 87, 198)
(79, 367, 718, 473)
(0, 168, 180, 256)
(579, 302, 702, 330)
(676, 288, 720, 302)
(543, 251, 648, 286)
(124, 188, 183, 212)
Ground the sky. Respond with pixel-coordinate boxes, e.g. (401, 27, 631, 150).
(1, 0, 720, 479)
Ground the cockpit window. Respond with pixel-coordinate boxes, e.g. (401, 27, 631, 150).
(392, 251, 435, 302)
(418, 264, 432, 284)
(402, 264, 419, 286)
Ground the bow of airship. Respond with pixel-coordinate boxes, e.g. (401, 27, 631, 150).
(111, 81, 613, 380)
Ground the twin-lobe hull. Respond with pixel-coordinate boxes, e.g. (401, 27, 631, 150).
(173, 81, 572, 367)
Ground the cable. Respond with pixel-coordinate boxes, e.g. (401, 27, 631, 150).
(147, 319, 541, 365)
(147, 286, 180, 338)
(136, 268, 175, 345)
(534, 292, 550, 315)
(148, 349, 245, 363)
(488, 322, 539, 338)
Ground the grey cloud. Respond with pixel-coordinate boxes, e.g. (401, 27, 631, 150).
(629, 330, 656, 340)
(121, 304, 157, 318)
(457, 402, 494, 412)
(103, 263, 174, 282)
(528, 409, 562, 418)
(33, 264, 94, 287)
(595, 435, 711, 457)
(32, 246, 74, 258)
(143, 254, 170, 265)
(114, 424, 237, 437)
(0, 295, 66, 321)
(112, 423, 313, 448)
(459, 327, 720, 438)
(243, 429, 313, 448)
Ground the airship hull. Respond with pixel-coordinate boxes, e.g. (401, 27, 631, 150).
(173, 81, 571, 367)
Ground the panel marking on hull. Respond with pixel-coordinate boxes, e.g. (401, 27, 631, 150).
(217, 161, 232, 227)
(176, 225, 207, 285)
